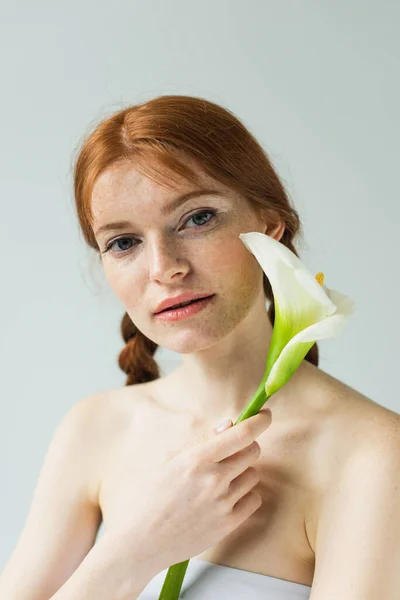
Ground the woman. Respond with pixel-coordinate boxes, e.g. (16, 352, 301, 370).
(1, 95, 399, 599)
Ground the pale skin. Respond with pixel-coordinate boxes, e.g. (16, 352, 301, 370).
(1, 155, 400, 599)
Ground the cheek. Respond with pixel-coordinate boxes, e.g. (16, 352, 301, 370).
(206, 235, 261, 288)
(102, 262, 140, 306)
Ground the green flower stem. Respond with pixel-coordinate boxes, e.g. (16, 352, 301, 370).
(157, 377, 271, 599)
(235, 372, 271, 423)
(158, 559, 189, 599)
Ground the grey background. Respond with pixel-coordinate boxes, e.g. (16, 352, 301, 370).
(1, 0, 399, 568)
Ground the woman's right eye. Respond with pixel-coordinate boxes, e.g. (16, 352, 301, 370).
(103, 237, 137, 255)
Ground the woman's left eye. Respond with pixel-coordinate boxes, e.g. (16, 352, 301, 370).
(185, 209, 217, 229)
(103, 209, 218, 256)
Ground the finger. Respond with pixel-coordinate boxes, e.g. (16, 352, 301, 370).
(207, 409, 272, 463)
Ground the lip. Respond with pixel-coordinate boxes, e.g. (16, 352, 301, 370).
(153, 292, 215, 314)
(154, 295, 215, 321)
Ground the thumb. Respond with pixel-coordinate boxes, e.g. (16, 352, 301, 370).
(213, 418, 233, 434)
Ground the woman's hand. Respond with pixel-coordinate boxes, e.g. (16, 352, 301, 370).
(109, 409, 271, 573)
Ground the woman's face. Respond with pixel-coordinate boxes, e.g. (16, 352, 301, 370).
(91, 159, 283, 354)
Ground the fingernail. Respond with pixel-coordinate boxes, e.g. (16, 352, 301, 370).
(215, 419, 232, 432)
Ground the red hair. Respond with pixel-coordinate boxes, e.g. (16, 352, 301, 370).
(72, 95, 319, 386)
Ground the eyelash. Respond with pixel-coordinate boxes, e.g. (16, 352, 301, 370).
(102, 209, 218, 256)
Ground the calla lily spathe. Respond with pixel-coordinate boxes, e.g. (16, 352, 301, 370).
(237, 231, 355, 413)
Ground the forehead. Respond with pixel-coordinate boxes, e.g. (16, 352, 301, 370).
(90, 158, 240, 223)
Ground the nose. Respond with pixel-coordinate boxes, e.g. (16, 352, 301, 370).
(147, 235, 190, 282)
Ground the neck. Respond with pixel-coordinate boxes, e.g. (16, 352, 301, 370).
(164, 302, 282, 423)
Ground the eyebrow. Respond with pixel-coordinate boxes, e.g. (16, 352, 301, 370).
(94, 188, 225, 236)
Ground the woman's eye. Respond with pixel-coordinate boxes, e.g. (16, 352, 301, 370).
(185, 209, 216, 229)
(103, 209, 217, 256)
(103, 237, 135, 254)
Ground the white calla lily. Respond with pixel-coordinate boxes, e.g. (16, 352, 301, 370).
(235, 231, 355, 422)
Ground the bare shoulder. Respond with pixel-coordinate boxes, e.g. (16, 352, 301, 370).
(302, 362, 400, 550)
(77, 383, 150, 435)
(78, 384, 153, 503)
(307, 363, 400, 459)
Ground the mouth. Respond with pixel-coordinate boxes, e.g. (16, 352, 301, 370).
(157, 295, 214, 313)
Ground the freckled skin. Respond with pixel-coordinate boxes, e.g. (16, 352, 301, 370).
(91, 157, 284, 359)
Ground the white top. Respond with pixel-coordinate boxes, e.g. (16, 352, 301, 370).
(138, 558, 312, 599)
